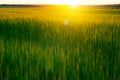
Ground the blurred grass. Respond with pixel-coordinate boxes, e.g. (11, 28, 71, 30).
(0, 7, 120, 80)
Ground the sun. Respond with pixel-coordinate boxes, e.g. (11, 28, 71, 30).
(48, 0, 79, 6)
(69, 2, 78, 7)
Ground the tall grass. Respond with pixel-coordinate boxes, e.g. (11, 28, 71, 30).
(0, 7, 120, 80)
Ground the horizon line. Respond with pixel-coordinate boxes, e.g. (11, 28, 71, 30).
(0, 3, 120, 5)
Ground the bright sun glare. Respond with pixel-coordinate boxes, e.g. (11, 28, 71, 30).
(48, 0, 78, 7)
(70, 2, 78, 7)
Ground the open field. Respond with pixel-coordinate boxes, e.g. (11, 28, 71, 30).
(0, 6, 120, 80)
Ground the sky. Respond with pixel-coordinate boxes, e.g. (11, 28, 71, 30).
(0, 0, 120, 5)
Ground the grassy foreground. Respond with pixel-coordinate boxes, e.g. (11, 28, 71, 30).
(0, 6, 120, 80)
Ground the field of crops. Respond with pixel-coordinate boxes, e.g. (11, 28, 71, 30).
(0, 6, 120, 80)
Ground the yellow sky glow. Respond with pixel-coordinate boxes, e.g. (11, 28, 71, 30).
(0, 0, 120, 5)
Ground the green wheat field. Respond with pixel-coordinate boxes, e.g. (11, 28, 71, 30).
(0, 5, 120, 80)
